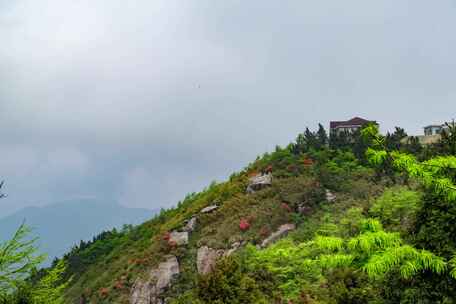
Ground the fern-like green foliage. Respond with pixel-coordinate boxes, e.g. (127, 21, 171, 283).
(348, 230, 402, 255)
(370, 187, 422, 231)
(247, 216, 448, 300)
(0, 224, 68, 303)
(314, 236, 344, 252)
(364, 245, 446, 279)
(0, 223, 45, 294)
(364, 131, 456, 279)
(365, 122, 456, 202)
(31, 260, 69, 304)
(318, 254, 354, 269)
(449, 256, 456, 279)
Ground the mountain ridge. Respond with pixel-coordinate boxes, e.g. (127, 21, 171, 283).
(0, 199, 158, 265)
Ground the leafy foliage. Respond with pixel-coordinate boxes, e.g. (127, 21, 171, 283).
(369, 187, 422, 233)
(0, 223, 45, 294)
(0, 224, 68, 304)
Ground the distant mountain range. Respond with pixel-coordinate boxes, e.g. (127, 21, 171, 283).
(0, 199, 157, 264)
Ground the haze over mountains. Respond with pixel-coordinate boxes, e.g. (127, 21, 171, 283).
(0, 199, 156, 264)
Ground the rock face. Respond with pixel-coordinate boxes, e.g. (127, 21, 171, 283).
(298, 204, 312, 216)
(183, 217, 197, 232)
(224, 241, 242, 257)
(326, 189, 336, 202)
(261, 223, 296, 248)
(130, 280, 155, 304)
(130, 255, 179, 304)
(169, 231, 189, 246)
(200, 205, 218, 214)
(247, 173, 272, 193)
(197, 246, 225, 275)
(152, 255, 180, 291)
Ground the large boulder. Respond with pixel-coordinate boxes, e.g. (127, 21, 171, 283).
(152, 255, 180, 291)
(169, 231, 189, 246)
(183, 217, 197, 232)
(200, 205, 218, 214)
(247, 173, 272, 193)
(197, 246, 225, 275)
(130, 279, 156, 304)
(130, 255, 179, 304)
(326, 189, 336, 202)
(261, 224, 296, 248)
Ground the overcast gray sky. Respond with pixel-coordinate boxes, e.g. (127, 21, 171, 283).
(1, 0, 455, 216)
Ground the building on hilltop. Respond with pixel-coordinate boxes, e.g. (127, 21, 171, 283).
(423, 124, 450, 136)
(403, 121, 454, 145)
(329, 117, 377, 136)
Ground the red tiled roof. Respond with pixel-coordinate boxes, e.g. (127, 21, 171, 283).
(330, 117, 376, 129)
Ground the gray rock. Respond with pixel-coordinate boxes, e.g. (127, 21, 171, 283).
(130, 256, 179, 304)
(151, 255, 180, 291)
(326, 189, 336, 202)
(169, 231, 189, 246)
(130, 279, 155, 304)
(224, 241, 242, 257)
(261, 223, 296, 248)
(298, 204, 312, 215)
(197, 246, 225, 275)
(183, 217, 197, 232)
(200, 205, 218, 213)
(247, 173, 272, 193)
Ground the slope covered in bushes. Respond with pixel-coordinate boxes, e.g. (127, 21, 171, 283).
(47, 123, 456, 303)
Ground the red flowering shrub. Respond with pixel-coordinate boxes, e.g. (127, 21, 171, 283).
(114, 280, 123, 290)
(303, 158, 314, 166)
(99, 287, 109, 298)
(239, 218, 250, 231)
(286, 164, 297, 172)
(162, 232, 171, 241)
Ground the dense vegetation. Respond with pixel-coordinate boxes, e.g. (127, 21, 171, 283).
(2, 121, 456, 303)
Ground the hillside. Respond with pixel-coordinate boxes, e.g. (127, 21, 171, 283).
(38, 125, 456, 303)
(0, 199, 156, 265)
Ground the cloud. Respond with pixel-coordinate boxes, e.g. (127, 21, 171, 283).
(1, 0, 455, 216)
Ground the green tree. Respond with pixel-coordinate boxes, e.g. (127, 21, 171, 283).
(316, 123, 328, 148)
(439, 120, 456, 156)
(0, 225, 45, 295)
(0, 182, 68, 303)
(304, 128, 319, 151)
(197, 256, 268, 304)
(370, 187, 422, 233)
(385, 127, 407, 151)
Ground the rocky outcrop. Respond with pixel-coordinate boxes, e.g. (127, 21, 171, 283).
(152, 255, 180, 291)
(261, 223, 296, 248)
(130, 280, 155, 304)
(183, 217, 197, 232)
(200, 205, 218, 214)
(224, 241, 242, 257)
(196, 246, 225, 275)
(326, 189, 336, 202)
(298, 204, 312, 216)
(169, 231, 188, 246)
(130, 255, 179, 304)
(247, 173, 272, 193)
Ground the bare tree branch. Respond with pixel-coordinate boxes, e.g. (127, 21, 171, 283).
(0, 181, 6, 199)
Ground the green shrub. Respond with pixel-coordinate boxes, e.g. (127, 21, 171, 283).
(197, 256, 268, 304)
(369, 187, 422, 234)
